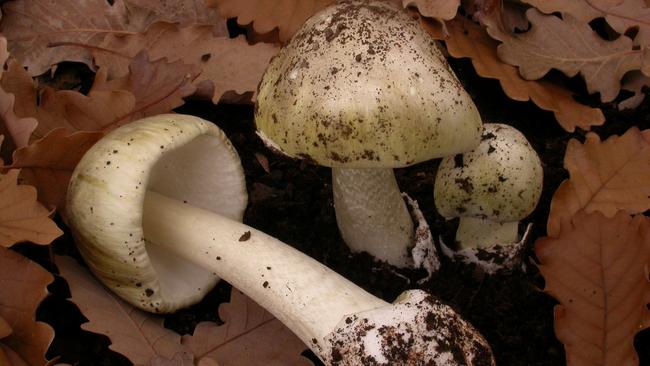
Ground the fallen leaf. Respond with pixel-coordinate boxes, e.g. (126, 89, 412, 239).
(1, 60, 135, 138)
(547, 127, 650, 237)
(619, 71, 650, 110)
(0, 247, 54, 365)
(0, 169, 62, 247)
(205, 0, 334, 42)
(94, 24, 279, 103)
(254, 153, 271, 173)
(535, 211, 650, 366)
(92, 52, 199, 126)
(0, 37, 38, 160)
(523, 0, 650, 47)
(182, 289, 312, 366)
(9, 129, 104, 211)
(494, 9, 645, 102)
(124, 0, 228, 32)
(57, 256, 185, 366)
(0, 0, 227, 75)
(1, 0, 137, 76)
(403, 0, 460, 20)
(420, 17, 605, 132)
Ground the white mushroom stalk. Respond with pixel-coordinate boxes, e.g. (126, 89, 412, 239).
(67, 115, 494, 365)
(254, 0, 482, 269)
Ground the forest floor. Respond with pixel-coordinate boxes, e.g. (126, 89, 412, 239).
(14, 55, 650, 366)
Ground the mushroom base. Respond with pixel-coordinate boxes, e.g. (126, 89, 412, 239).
(456, 217, 519, 250)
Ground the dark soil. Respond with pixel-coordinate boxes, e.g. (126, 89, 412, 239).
(14, 53, 650, 366)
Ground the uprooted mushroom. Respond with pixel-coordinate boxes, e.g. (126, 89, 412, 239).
(254, 0, 482, 270)
(66, 114, 495, 365)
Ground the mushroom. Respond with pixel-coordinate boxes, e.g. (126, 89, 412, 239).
(66, 114, 495, 365)
(255, 0, 482, 268)
(433, 123, 542, 271)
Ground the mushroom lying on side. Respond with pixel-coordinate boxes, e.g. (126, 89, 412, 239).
(255, 0, 482, 269)
(434, 123, 543, 272)
(66, 114, 494, 365)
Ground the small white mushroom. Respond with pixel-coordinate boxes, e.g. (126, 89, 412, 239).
(66, 115, 494, 365)
(434, 123, 543, 253)
(255, 0, 482, 269)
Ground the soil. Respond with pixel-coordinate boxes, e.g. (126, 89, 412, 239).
(13, 54, 650, 366)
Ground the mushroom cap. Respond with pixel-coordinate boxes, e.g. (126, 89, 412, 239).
(323, 289, 494, 365)
(255, 0, 482, 168)
(66, 114, 247, 313)
(434, 123, 543, 222)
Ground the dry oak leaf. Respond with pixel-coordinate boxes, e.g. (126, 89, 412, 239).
(523, 0, 650, 47)
(421, 17, 605, 132)
(57, 255, 186, 366)
(619, 70, 650, 110)
(9, 129, 104, 212)
(1, 60, 135, 138)
(403, 0, 460, 20)
(182, 289, 312, 366)
(535, 211, 650, 366)
(495, 9, 647, 103)
(0, 247, 54, 365)
(206, 0, 334, 42)
(0, 0, 227, 76)
(0, 169, 63, 247)
(0, 37, 38, 160)
(547, 127, 650, 237)
(95, 24, 279, 103)
(91, 52, 200, 126)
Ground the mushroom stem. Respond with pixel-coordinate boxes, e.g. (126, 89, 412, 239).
(332, 167, 414, 268)
(142, 190, 387, 356)
(456, 217, 519, 249)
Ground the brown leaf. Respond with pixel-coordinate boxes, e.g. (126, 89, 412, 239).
(619, 71, 650, 110)
(0, 169, 62, 247)
(182, 289, 312, 366)
(0, 0, 227, 76)
(403, 0, 460, 20)
(124, 0, 228, 32)
(0, 37, 38, 159)
(494, 9, 645, 102)
(547, 128, 650, 237)
(57, 256, 185, 366)
(206, 0, 334, 42)
(523, 0, 650, 47)
(535, 211, 650, 366)
(1, 60, 135, 137)
(95, 24, 279, 103)
(0, 247, 54, 365)
(421, 17, 605, 132)
(9, 129, 104, 211)
(92, 52, 199, 126)
(0, 0, 136, 76)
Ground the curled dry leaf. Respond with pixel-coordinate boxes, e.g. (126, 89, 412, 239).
(9, 129, 104, 212)
(535, 211, 650, 366)
(0, 0, 227, 75)
(0, 169, 62, 247)
(0, 37, 37, 160)
(619, 71, 650, 110)
(547, 127, 650, 237)
(1, 60, 135, 138)
(494, 9, 646, 103)
(420, 17, 605, 132)
(523, 0, 650, 47)
(95, 23, 279, 103)
(92, 52, 200, 126)
(0, 247, 54, 365)
(182, 289, 312, 366)
(206, 0, 334, 42)
(57, 256, 185, 366)
(403, 0, 460, 20)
